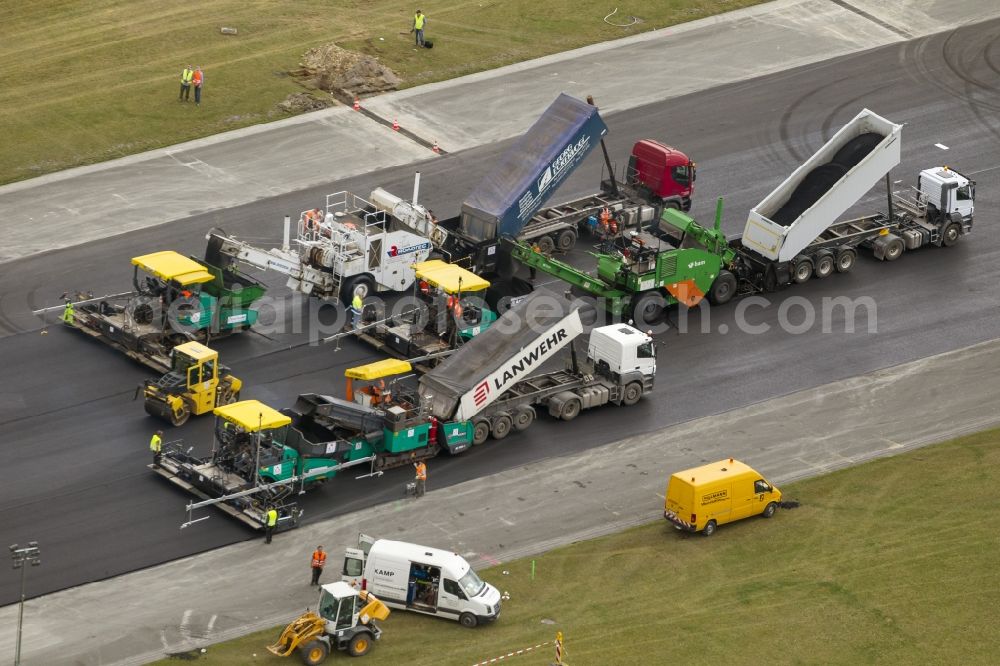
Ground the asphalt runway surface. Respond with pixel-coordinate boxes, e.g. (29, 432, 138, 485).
(2, 19, 999, 605)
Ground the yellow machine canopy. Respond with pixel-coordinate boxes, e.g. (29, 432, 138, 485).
(345, 359, 412, 381)
(214, 400, 291, 431)
(132, 251, 215, 286)
(172, 341, 217, 361)
(413, 260, 490, 293)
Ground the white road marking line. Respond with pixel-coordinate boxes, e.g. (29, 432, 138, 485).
(934, 143, 949, 150)
(499, 517, 515, 526)
(207, 614, 217, 634)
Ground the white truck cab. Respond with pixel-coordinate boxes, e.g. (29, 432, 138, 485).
(587, 324, 656, 378)
(917, 166, 975, 224)
(341, 534, 502, 628)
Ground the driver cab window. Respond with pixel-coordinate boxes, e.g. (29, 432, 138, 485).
(754, 479, 771, 494)
(335, 595, 356, 630)
(637, 342, 655, 359)
(187, 365, 201, 386)
(443, 579, 466, 600)
(957, 185, 972, 201)
(203, 360, 216, 381)
(672, 165, 694, 185)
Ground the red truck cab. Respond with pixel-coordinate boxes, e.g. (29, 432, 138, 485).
(626, 140, 695, 211)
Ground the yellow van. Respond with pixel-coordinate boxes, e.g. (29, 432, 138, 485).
(663, 459, 781, 536)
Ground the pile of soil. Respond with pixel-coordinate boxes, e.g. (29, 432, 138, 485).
(299, 42, 401, 97)
(277, 92, 333, 114)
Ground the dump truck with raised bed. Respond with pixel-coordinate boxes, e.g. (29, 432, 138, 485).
(369, 93, 695, 274)
(205, 190, 432, 305)
(512, 108, 976, 325)
(38, 251, 266, 373)
(417, 289, 657, 445)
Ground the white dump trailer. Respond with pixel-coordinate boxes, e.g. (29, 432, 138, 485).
(743, 108, 902, 262)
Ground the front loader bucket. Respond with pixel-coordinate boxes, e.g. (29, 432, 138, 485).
(267, 612, 325, 657)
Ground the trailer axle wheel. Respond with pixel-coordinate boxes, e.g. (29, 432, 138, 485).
(813, 253, 835, 279)
(512, 406, 535, 431)
(472, 420, 490, 446)
(491, 414, 512, 440)
(835, 249, 856, 273)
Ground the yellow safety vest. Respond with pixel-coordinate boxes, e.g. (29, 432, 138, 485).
(414, 13, 425, 30)
(266, 509, 278, 527)
(61, 302, 75, 324)
(181, 68, 193, 84)
(352, 294, 363, 311)
(149, 434, 162, 453)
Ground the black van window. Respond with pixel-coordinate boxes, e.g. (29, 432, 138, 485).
(754, 479, 770, 494)
(443, 579, 466, 599)
(343, 556, 363, 577)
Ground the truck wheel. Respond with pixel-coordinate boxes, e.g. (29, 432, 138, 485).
(557, 228, 577, 252)
(883, 237, 904, 261)
(536, 235, 555, 255)
(342, 275, 375, 306)
(708, 270, 737, 305)
(834, 248, 856, 273)
(299, 640, 329, 665)
(491, 414, 512, 440)
(348, 633, 372, 657)
(472, 420, 490, 446)
(792, 258, 812, 284)
(702, 520, 717, 537)
(762, 502, 778, 519)
(459, 612, 479, 628)
(170, 402, 191, 427)
(941, 222, 961, 247)
(622, 382, 643, 406)
(631, 291, 666, 327)
(560, 397, 582, 421)
(813, 253, 834, 279)
(512, 406, 535, 431)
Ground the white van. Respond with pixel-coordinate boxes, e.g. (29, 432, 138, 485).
(341, 534, 502, 628)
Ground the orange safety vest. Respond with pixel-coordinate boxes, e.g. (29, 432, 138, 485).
(311, 550, 327, 568)
(415, 462, 427, 481)
(192, 70, 203, 86)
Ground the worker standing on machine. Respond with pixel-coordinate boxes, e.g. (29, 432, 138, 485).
(150, 430, 163, 466)
(61, 300, 75, 326)
(265, 506, 278, 544)
(350, 292, 363, 329)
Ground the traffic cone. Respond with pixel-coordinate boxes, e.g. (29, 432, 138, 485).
(353, 96, 361, 111)
(432, 140, 440, 153)
(392, 118, 400, 131)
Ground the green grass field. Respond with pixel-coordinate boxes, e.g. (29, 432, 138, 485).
(154, 428, 1000, 665)
(0, 0, 766, 185)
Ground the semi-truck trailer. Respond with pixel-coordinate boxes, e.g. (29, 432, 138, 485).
(370, 93, 696, 274)
(511, 108, 976, 325)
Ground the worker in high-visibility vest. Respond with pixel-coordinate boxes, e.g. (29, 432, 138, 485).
(412, 9, 427, 47)
(351, 293, 363, 329)
(310, 545, 327, 586)
(414, 460, 427, 497)
(61, 300, 75, 326)
(179, 65, 194, 101)
(265, 507, 278, 544)
(149, 430, 163, 466)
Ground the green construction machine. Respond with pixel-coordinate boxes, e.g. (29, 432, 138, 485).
(509, 199, 737, 324)
(49, 251, 267, 373)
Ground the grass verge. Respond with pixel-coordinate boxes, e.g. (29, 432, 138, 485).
(1, 0, 767, 185)
(153, 427, 1000, 665)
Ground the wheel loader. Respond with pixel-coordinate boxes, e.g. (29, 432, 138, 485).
(268, 582, 389, 663)
(142, 341, 242, 426)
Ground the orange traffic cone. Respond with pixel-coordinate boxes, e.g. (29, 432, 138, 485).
(353, 96, 361, 111)
(392, 118, 400, 131)
(432, 140, 440, 153)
